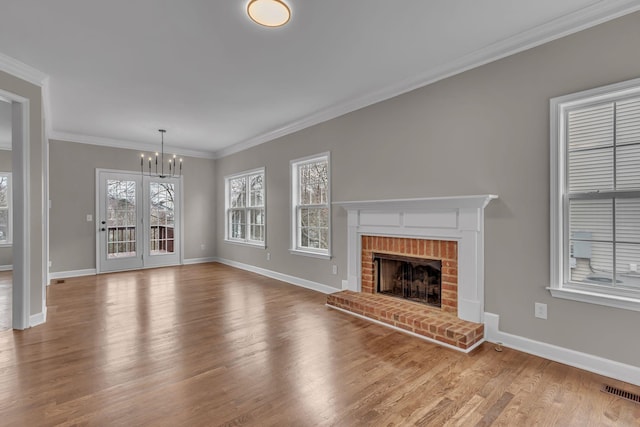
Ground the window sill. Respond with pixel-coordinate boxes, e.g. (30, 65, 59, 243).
(547, 286, 640, 312)
(289, 249, 331, 260)
(0, 242, 12, 248)
(224, 239, 265, 249)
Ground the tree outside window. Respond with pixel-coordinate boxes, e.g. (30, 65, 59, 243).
(291, 153, 330, 257)
(225, 169, 265, 245)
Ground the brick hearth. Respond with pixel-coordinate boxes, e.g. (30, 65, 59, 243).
(327, 235, 484, 351)
(327, 291, 484, 350)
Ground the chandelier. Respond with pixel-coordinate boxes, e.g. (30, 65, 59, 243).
(140, 129, 182, 178)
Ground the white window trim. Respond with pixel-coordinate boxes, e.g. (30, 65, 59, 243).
(549, 76, 640, 312)
(290, 152, 331, 259)
(0, 172, 12, 247)
(224, 167, 266, 248)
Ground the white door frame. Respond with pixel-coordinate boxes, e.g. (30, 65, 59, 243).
(0, 89, 30, 330)
(96, 168, 184, 273)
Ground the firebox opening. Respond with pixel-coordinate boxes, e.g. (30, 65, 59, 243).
(374, 253, 441, 308)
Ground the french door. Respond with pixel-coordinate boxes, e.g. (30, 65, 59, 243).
(97, 170, 181, 273)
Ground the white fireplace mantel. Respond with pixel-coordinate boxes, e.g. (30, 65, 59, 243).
(334, 194, 498, 323)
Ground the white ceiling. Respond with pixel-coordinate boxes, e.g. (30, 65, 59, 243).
(0, 1, 638, 158)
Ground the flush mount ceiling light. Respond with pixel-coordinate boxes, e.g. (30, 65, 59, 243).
(247, 0, 291, 28)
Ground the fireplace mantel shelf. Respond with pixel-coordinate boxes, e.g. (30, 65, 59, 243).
(333, 194, 498, 212)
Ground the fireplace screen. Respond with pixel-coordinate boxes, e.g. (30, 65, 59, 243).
(374, 253, 441, 308)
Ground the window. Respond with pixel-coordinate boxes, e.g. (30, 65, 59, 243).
(290, 153, 330, 258)
(550, 78, 640, 311)
(225, 168, 265, 246)
(0, 172, 11, 245)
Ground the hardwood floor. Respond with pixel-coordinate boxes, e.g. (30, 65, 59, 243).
(0, 263, 638, 426)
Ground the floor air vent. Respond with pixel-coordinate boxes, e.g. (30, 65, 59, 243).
(601, 384, 640, 404)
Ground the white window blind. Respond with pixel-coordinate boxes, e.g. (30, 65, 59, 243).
(567, 98, 640, 291)
(551, 78, 640, 310)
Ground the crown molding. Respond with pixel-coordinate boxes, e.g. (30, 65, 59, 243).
(0, 52, 48, 87)
(49, 131, 217, 159)
(0, 53, 52, 147)
(214, 0, 640, 159)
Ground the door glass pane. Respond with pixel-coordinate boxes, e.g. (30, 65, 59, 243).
(149, 182, 175, 255)
(106, 179, 137, 259)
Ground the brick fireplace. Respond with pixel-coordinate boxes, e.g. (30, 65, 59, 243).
(362, 236, 457, 312)
(328, 195, 497, 352)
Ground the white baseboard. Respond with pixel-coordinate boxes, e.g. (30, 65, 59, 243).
(30, 307, 46, 327)
(484, 312, 640, 387)
(214, 257, 340, 295)
(49, 268, 97, 280)
(328, 304, 484, 354)
(0, 264, 12, 271)
(49, 260, 216, 281)
(183, 257, 217, 265)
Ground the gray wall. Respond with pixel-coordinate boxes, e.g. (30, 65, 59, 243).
(49, 140, 216, 272)
(215, 12, 640, 367)
(0, 149, 12, 267)
(0, 69, 45, 317)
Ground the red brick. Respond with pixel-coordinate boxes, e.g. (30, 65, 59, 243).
(417, 240, 424, 256)
(426, 240, 434, 256)
(443, 267, 458, 277)
(396, 323, 413, 332)
(442, 275, 457, 285)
